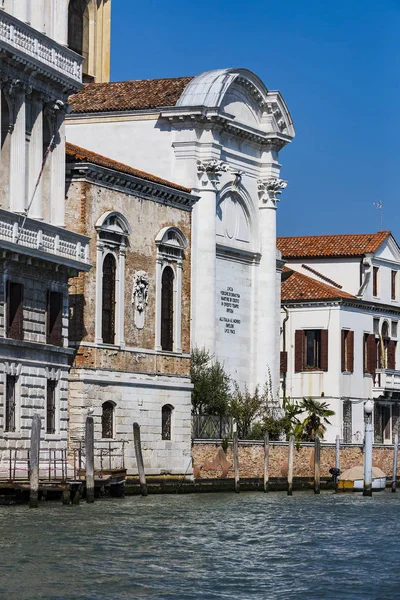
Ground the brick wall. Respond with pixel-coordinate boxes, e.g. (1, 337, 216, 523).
(192, 441, 400, 479)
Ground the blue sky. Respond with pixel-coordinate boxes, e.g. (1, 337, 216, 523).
(111, 1, 399, 240)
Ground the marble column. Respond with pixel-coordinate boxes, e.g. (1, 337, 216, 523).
(28, 99, 43, 220)
(50, 115, 66, 227)
(174, 260, 183, 353)
(116, 243, 126, 347)
(9, 86, 26, 214)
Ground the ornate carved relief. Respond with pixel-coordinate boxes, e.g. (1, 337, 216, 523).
(132, 270, 149, 329)
(197, 159, 230, 187)
(257, 177, 288, 207)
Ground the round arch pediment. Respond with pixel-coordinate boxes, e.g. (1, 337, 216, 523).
(95, 211, 131, 236)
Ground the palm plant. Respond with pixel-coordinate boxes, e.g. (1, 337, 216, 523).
(296, 397, 335, 441)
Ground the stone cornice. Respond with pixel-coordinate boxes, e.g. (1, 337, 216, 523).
(216, 243, 261, 265)
(66, 162, 199, 212)
(282, 297, 400, 316)
(160, 107, 292, 149)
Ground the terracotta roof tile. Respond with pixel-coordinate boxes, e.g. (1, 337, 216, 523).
(277, 231, 391, 259)
(69, 77, 194, 114)
(66, 142, 191, 193)
(281, 267, 356, 302)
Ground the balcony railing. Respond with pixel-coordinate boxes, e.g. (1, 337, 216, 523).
(373, 369, 400, 396)
(0, 209, 90, 270)
(0, 10, 82, 85)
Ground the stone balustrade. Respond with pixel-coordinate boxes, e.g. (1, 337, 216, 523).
(0, 209, 90, 268)
(373, 368, 400, 397)
(0, 10, 82, 85)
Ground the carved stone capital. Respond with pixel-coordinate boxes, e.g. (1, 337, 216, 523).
(197, 159, 230, 188)
(257, 177, 288, 207)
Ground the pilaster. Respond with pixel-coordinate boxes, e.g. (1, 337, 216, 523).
(192, 159, 229, 355)
(95, 242, 103, 344)
(116, 243, 126, 347)
(255, 143, 288, 396)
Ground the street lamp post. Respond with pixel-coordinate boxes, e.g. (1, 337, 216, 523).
(363, 399, 374, 497)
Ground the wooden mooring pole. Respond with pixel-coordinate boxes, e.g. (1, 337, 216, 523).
(392, 433, 398, 493)
(233, 424, 239, 493)
(335, 435, 340, 472)
(314, 435, 321, 494)
(287, 435, 294, 496)
(85, 416, 95, 503)
(133, 422, 148, 496)
(263, 433, 269, 493)
(29, 414, 41, 508)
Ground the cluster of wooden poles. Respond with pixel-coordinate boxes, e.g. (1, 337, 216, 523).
(28, 415, 149, 507)
(231, 430, 400, 495)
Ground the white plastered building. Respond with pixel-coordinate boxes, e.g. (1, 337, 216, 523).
(279, 232, 400, 444)
(67, 68, 295, 394)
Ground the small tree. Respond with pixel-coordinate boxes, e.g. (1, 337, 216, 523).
(229, 383, 263, 439)
(190, 348, 230, 416)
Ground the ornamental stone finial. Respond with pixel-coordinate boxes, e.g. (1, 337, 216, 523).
(257, 177, 288, 207)
(197, 159, 230, 187)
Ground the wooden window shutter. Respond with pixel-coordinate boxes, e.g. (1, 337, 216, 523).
(388, 340, 396, 370)
(320, 330, 329, 372)
(348, 330, 354, 373)
(47, 291, 63, 346)
(294, 330, 304, 372)
(7, 282, 23, 340)
(367, 334, 377, 376)
(280, 351, 288, 373)
(341, 330, 346, 372)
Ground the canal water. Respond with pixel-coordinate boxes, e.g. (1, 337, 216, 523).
(1, 491, 400, 599)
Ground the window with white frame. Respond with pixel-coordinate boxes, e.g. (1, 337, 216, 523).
(155, 227, 188, 353)
(95, 212, 131, 346)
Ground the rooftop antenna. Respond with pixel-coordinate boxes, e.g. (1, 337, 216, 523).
(373, 200, 383, 231)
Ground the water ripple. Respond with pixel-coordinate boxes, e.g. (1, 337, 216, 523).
(1, 491, 400, 599)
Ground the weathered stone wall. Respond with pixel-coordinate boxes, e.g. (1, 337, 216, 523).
(66, 179, 192, 363)
(192, 441, 400, 479)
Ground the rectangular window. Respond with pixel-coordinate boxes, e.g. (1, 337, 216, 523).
(47, 291, 63, 346)
(364, 333, 378, 375)
(46, 380, 56, 434)
(5, 375, 16, 432)
(295, 329, 328, 372)
(6, 282, 23, 340)
(341, 330, 354, 372)
(373, 266, 379, 297)
(392, 271, 398, 300)
(392, 321, 398, 338)
(305, 330, 321, 369)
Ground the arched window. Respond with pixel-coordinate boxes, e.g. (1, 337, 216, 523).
(68, 0, 89, 73)
(102, 401, 115, 439)
(161, 267, 174, 351)
(102, 254, 116, 344)
(162, 404, 173, 440)
(95, 212, 130, 346)
(155, 227, 187, 353)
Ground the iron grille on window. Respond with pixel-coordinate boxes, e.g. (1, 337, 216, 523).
(5, 375, 16, 432)
(102, 254, 116, 344)
(46, 380, 56, 434)
(161, 267, 174, 351)
(102, 402, 114, 439)
(162, 405, 172, 440)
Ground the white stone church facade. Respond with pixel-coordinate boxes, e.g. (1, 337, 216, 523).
(67, 69, 296, 395)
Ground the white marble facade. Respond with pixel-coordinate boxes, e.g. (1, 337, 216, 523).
(67, 68, 296, 394)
